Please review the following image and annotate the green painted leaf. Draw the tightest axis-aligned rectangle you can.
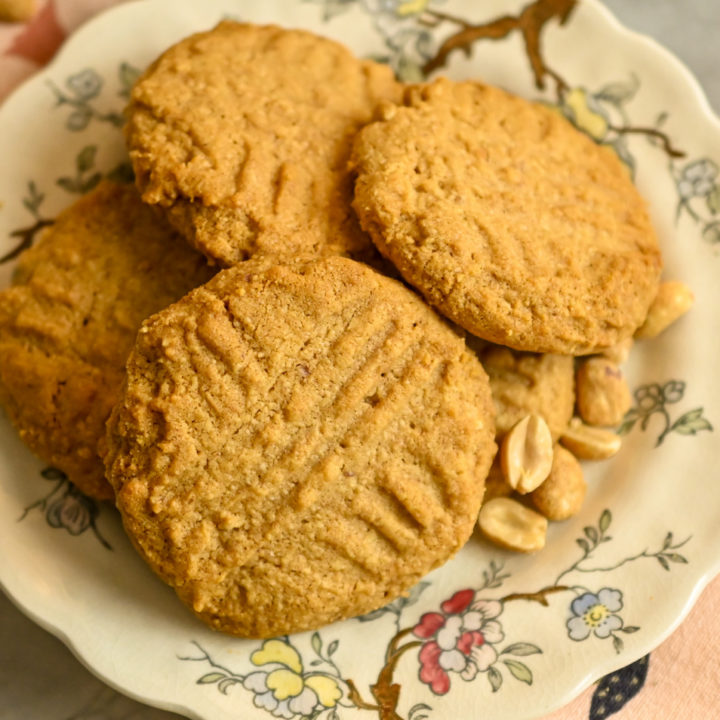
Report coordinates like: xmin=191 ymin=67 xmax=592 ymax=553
xmin=396 ymin=58 xmax=425 ymax=83
xmin=599 ymin=509 xmax=612 ymax=533
xmin=487 ymin=665 xmax=503 ymax=692
xmin=621 ymin=626 xmax=640 ymax=634
xmin=612 ymin=634 xmax=624 ymax=654
xmin=617 ymin=416 xmax=637 ymax=436
xmin=657 ymin=555 xmax=670 ymax=571
xmin=409 ymin=703 xmax=432 ymax=720
xmin=106 ymin=161 xmax=134 ymax=184
xmin=310 ymin=659 xmax=322 ymax=666
xmin=327 ymin=639 xmax=339 ymax=657
xmin=663 ymin=532 xmax=674 ymax=550
xmin=596 ymin=75 xmax=639 ymax=105
xmin=197 ymin=672 xmax=225 ymax=684
xmin=703 ymin=221 xmax=720 ymax=245
xmin=76 ymin=145 xmax=97 ymax=173
xmin=666 ymin=553 xmax=688 ymax=564
xmin=67 ymin=109 xmax=91 ymax=131
xmin=103 ymin=112 xmax=125 ymax=127
xmin=707 ymin=185 xmax=720 ymax=215
xmin=311 ymin=631 xmax=322 ymax=655
xmin=577 ymin=537 xmax=590 ymax=553
xmin=671 ymin=408 xmax=713 ymax=436
xmin=584 ymin=526 xmax=599 ymax=543
xmin=218 ymin=678 xmax=237 ymax=695
xmin=500 ymin=642 xmax=542 ymax=657
xmin=405 ymin=581 xmax=431 ymax=607
xmin=502 ymin=659 xmax=533 ymax=685
xmin=118 ymin=61 xmax=141 ymax=94
xmin=41 ymin=466 xmax=67 ymax=481
xmin=56 ymin=177 xmax=79 ymax=193
xmin=357 ymin=607 xmax=388 ymax=622
xmin=80 ymin=172 xmax=102 ymax=194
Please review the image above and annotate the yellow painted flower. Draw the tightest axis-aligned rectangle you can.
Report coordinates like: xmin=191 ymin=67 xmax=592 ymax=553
xmin=564 ymin=88 xmax=609 ymax=141
xmin=396 ymin=0 xmax=430 ymax=17
xmin=245 ymin=639 xmax=343 ymax=717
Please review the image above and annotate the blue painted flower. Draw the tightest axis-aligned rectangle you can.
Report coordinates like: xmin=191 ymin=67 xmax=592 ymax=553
xmin=567 ymin=589 xmax=623 ymax=641
xmin=677 ymin=159 xmax=718 ymax=200
xmin=67 ymin=69 xmax=102 ymax=100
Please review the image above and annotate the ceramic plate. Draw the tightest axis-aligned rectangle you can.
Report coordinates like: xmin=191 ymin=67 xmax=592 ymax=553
xmin=1 ymin=1 xmax=719 ymax=719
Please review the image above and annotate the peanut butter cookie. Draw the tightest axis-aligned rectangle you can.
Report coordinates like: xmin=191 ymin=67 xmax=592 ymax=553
xmin=351 ymin=78 xmax=662 ymax=354
xmin=0 ymin=182 xmax=214 ymax=499
xmin=126 ymin=22 xmax=401 ymax=266
xmin=103 ymin=255 xmax=496 ymax=637
xmin=478 ymin=345 xmax=575 ymax=441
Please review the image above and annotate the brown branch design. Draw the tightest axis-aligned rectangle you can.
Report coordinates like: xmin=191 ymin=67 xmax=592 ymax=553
xmin=608 ymin=124 xmax=685 ymax=158
xmin=421 ymin=0 xmax=578 ymax=91
xmin=1 ymin=219 xmax=53 ymax=264
xmin=346 ymin=627 xmax=422 ymax=720
xmin=501 ymin=584 xmax=572 ymax=606
xmin=419 ymin=0 xmax=683 ymax=159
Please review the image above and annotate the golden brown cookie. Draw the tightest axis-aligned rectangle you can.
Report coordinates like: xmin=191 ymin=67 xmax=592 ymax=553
xmin=478 ymin=345 xmax=575 ymax=441
xmin=0 ymin=0 xmax=35 ymax=22
xmin=351 ymin=78 xmax=662 ymax=354
xmin=103 ymin=255 xmax=496 ymax=637
xmin=0 ymin=181 xmax=214 ymax=499
xmin=125 ymin=21 xmax=402 ymax=267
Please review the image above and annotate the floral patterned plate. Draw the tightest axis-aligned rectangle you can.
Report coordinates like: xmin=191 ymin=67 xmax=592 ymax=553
xmin=0 ymin=1 xmax=719 ymax=719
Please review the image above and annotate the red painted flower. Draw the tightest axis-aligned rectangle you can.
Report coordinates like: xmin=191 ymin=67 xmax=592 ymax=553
xmin=413 ymin=590 xmax=505 ymax=695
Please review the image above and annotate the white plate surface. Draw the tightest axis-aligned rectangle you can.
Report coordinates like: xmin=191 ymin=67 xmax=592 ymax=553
xmin=0 ymin=1 xmax=719 ymax=719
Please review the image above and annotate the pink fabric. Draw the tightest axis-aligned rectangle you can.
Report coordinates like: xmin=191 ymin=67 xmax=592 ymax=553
xmin=1 ymin=3 xmax=718 ymax=718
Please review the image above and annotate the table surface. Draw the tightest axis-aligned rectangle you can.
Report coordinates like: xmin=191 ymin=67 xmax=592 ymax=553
xmin=1 ymin=2 xmax=718 ymax=719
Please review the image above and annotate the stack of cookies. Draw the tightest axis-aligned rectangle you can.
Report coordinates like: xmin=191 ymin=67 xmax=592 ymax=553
xmin=0 ymin=21 xmax=686 ymax=638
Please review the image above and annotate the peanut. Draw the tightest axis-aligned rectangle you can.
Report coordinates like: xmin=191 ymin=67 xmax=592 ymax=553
xmin=0 ymin=0 xmax=35 ymax=22
xmin=478 ymin=497 xmax=547 ymax=553
xmin=576 ymin=357 xmax=632 ymax=427
xmin=500 ymin=414 xmax=553 ymax=494
xmin=635 ymin=281 xmax=694 ymax=339
xmin=560 ymin=417 xmax=622 ymax=460
xmin=531 ymin=445 xmax=586 ymax=521
xmin=600 ymin=337 xmax=633 ymax=365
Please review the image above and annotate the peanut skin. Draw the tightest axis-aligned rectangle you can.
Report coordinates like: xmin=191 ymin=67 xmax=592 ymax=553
xmin=576 ymin=357 xmax=631 ymax=427
xmin=531 ymin=445 xmax=586 ymax=521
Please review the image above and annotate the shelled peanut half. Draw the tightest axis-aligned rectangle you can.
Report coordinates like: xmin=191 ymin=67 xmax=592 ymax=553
xmin=475 ymin=280 xmax=694 ymax=553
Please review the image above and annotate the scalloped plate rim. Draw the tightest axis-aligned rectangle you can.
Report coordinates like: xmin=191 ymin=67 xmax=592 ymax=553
xmin=0 ymin=1 xmax=719 ymax=719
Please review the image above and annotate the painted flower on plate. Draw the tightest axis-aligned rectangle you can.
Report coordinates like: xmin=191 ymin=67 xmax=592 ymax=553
xmin=677 ymin=158 xmax=718 ymax=200
xmin=66 ymin=68 xmax=102 ymax=100
xmin=244 ymin=639 xmax=342 ymax=718
xmin=562 ymin=87 xmax=609 ymax=141
xmin=46 ymin=485 xmax=96 ymax=535
xmin=567 ymin=588 xmax=624 ymax=641
xmin=413 ymin=588 xmax=505 ymax=695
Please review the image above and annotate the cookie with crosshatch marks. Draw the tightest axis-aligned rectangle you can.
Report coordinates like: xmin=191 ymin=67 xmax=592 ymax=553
xmin=351 ymin=78 xmax=663 ymax=355
xmin=478 ymin=344 xmax=575 ymax=441
xmin=125 ymin=21 xmax=402 ymax=267
xmin=102 ymin=255 xmax=496 ymax=637
xmin=0 ymin=181 xmax=214 ymax=500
